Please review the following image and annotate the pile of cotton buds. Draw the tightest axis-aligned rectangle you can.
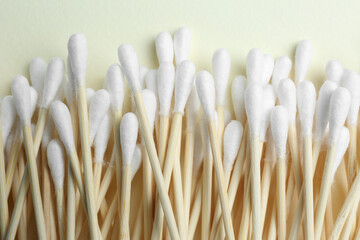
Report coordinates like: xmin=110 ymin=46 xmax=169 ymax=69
xmin=0 ymin=27 xmax=359 ymax=240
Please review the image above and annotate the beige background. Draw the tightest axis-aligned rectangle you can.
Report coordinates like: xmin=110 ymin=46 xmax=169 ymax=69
xmin=1 ymin=0 xmax=360 ymax=99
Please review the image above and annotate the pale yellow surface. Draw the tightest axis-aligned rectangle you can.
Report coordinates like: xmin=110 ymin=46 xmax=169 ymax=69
xmin=1 ymin=0 xmax=360 ymax=100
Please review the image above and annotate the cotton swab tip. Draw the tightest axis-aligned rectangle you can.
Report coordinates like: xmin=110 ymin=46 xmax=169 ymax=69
xmin=120 ymin=112 xmax=139 ymax=165
xmin=47 ymin=139 xmax=65 ymax=190
xmin=41 ymin=57 xmax=65 ymax=108
xmin=328 ymin=87 xmax=351 ymax=144
xmin=106 ymin=64 xmax=125 ymax=111
xmin=262 ymin=54 xmax=274 ymax=84
xmin=271 ymin=105 xmax=289 ymax=158
xmin=12 ymin=75 xmax=31 ymax=125
xmin=50 ymin=101 xmax=75 ymax=153
xmin=271 ymin=56 xmax=292 ymax=91
xmin=212 ymin=48 xmax=231 ymax=107
xmin=142 ymin=89 xmax=157 ymax=132
xmin=297 ymin=80 xmax=316 ymax=136
xmin=326 ymin=60 xmax=343 ymax=85
xmin=131 ymin=144 xmax=142 ymax=180
xmin=295 ymin=39 xmax=313 ymax=84
xmin=157 ymin=62 xmax=175 ymax=116
xmin=67 ymin=33 xmax=87 ymax=87
xmin=341 ymin=70 xmax=360 ymax=125
xmin=246 ymin=48 xmax=264 ymax=84
xmin=223 ymin=120 xmax=243 ymax=171
xmin=94 ymin=112 xmax=112 ymax=163
xmin=332 ymin=126 xmax=349 ymax=178
xmin=118 ymin=44 xmax=141 ymax=92
xmin=259 ymin=84 xmax=276 ymax=142
xmin=231 ymin=75 xmax=247 ymax=124
xmin=185 ymin=86 xmax=200 ymax=132
xmin=174 ymin=27 xmax=191 ymax=65
xmin=145 ymin=69 xmax=158 ymax=95
xmin=174 ymin=60 xmax=196 ymax=114
xmin=245 ymin=83 xmax=263 ymax=135
xmin=89 ymin=89 xmax=111 ymax=144
xmin=29 ymin=57 xmax=47 ymax=99
xmin=196 ymin=70 xmax=216 ymax=119
xmin=278 ymin=78 xmax=297 ymax=124
xmin=155 ymin=31 xmax=174 ymax=64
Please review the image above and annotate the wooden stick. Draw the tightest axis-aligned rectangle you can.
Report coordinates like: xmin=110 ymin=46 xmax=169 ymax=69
xmin=55 ymin=188 xmax=65 ymax=240
xmin=348 ymin=123 xmax=357 ymax=183
xmin=277 ymin=156 xmax=286 ymax=240
xmin=41 ymin=148 xmax=51 ymax=240
xmin=5 ymin=136 xmax=22 ymax=197
xmin=202 ymin=142 xmax=213 ymax=240
xmin=158 ymin=115 xmax=170 ymax=168
xmin=216 ymin=106 xmax=225 ymax=150
xmin=182 ymin=129 xmax=195 ymax=228
xmin=303 ymin=135 xmax=315 ymax=240
xmin=0 ymin=126 xmax=9 ymax=238
xmin=67 ymin=165 xmax=76 ymax=240
xmin=212 ymin=125 xmax=247 ymax=240
xmin=314 ymin=144 xmax=336 ymax=240
xmin=249 ymin=133 xmax=261 ymax=240
xmin=325 ymin=190 xmax=334 ymax=238
xmin=339 ymin=202 xmax=357 ymax=240
xmin=101 ymin=194 xmax=117 ymax=239
xmin=207 ymin=119 xmax=235 ymax=240
xmin=119 ymin=163 xmax=132 ymax=239
xmin=97 ymin=162 xmax=115 ymax=212
xmin=93 ymin=162 xmax=103 ymax=198
xmin=289 ymin=123 xmax=302 ymax=194
xmin=131 ymin=197 xmax=144 ymax=240
xmin=188 ymin=180 xmax=202 ymax=240
xmin=77 ymin=86 xmax=99 ymax=239
xmin=22 ymin=125 xmax=46 ymax=239
xmin=49 ymin=198 xmax=57 ymax=240
xmin=267 ymin=193 xmax=277 ymax=240
xmin=133 ymin=91 xmax=180 ymax=240
xmin=260 ymin=160 xmax=274 ymax=231
xmin=142 ymin=143 xmax=154 ymax=240
xmin=151 ymin=112 xmax=183 ymax=239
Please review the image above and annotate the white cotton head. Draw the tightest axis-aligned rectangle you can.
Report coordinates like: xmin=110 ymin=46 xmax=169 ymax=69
xmin=174 ymin=27 xmax=191 ymax=65
xmin=264 ymin=131 xmax=276 ymax=162
xmin=29 ymin=58 xmax=47 ymax=105
xmin=41 ymin=58 xmax=65 ymax=108
xmin=193 ymin=127 xmax=204 ymax=176
xmin=185 ymin=86 xmax=200 ymax=132
xmin=50 ymin=101 xmax=75 ymax=153
xmin=326 ymin=60 xmax=343 ymax=85
xmin=5 ymin=129 xmax=15 ymax=159
xmin=120 ymin=113 xmax=139 ymax=165
xmin=139 ymin=66 xmax=149 ymax=89
xmin=340 ymin=71 xmax=360 ymax=125
xmin=174 ymin=60 xmax=196 ymax=114
xmin=86 ymin=88 xmax=95 ymax=106
xmin=294 ymin=40 xmax=313 ymax=85
xmin=231 ymin=75 xmax=247 ymax=124
xmin=145 ymin=70 xmax=158 ymax=95
xmin=223 ymin=120 xmax=243 ymax=171
xmin=41 ymin=115 xmax=54 ymax=149
xmin=157 ymin=62 xmax=175 ymax=116
xmin=67 ymin=33 xmax=87 ymax=87
xmin=278 ymin=78 xmax=297 ymax=124
xmin=89 ymin=89 xmax=111 ymax=145
xmin=224 ymin=109 xmax=231 ymax=127
xmin=297 ymin=80 xmax=316 ymax=136
xmin=131 ymin=144 xmax=142 ymax=180
xmin=54 ymin=79 xmax=66 ymax=102
xmin=271 ymin=106 xmax=289 ymax=158
xmin=118 ymin=44 xmax=141 ymax=92
xmin=29 ymin=87 xmax=38 ymax=118
xmin=94 ymin=112 xmax=112 ymax=163
xmin=65 ymin=58 xmax=76 ymax=104
xmin=106 ymin=64 xmax=125 ymax=111
xmin=155 ymin=31 xmax=174 ymax=64
xmin=315 ymin=80 xmax=338 ymax=141
xmin=12 ymin=75 xmax=31 ymax=125
xmin=245 ymin=83 xmax=263 ymax=136
xmin=200 ymin=113 xmax=212 ymax=157
xmin=259 ymin=84 xmax=276 ymax=141
xmin=271 ymin=56 xmax=292 ymax=91
xmin=196 ymin=70 xmax=216 ymax=119
xmin=246 ymin=48 xmax=264 ymax=84
xmin=332 ymin=126 xmax=349 ymax=179
xmin=262 ymin=54 xmax=274 ymax=84
xmin=328 ymin=87 xmax=351 ymax=144
xmin=142 ymin=89 xmax=157 ymax=132
xmin=47 ymin=139 xmax=65 ymax=190
xmin=1 ymin=96 xmax=17 ymax=144
xmin=212 ymin=48 xmax=231 ymax=107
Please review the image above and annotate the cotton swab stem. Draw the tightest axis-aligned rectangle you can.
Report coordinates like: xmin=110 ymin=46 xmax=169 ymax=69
xmin=142 ymin=145 xmax=153 ymax=240
xmin=158 ymin=115 xmax=170 ymax=168
xmin=67 ymin=166 xmax=76 ymax=240
xmin=41 ymin=148 xmax=51 ymax=240
xmin=101 ymin=194 xmax=117 ymax=240
xmin=5 ymin=137 xmax=22 ymax=196
xmin=119 ymin=165 xmax=132 ymax=239
xmin=55 ymin=189 xmax=65 ymax=240
xmin=0 ymin=127 xmax=9 ymax=238
xmin=277 ymin=156 xmax=286 ymax=240
xmin=183 ymin=130 xmax=194 ymax=227
xmin=288 ymin=123 xmax=302 ymax=193
xmin=188 ymin=179 xmax=202 ymax=240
